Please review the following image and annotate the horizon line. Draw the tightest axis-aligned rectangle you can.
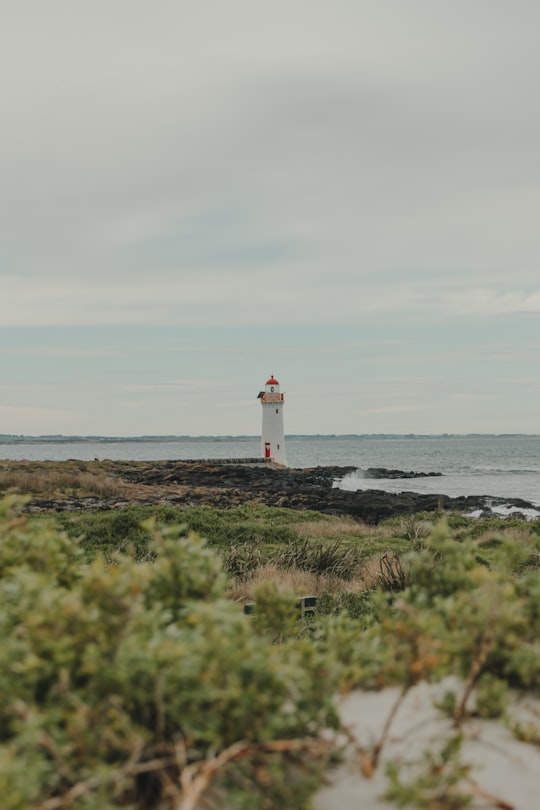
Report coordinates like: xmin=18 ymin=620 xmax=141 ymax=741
xmin=1 ymin=433 xmax=539 ymax=443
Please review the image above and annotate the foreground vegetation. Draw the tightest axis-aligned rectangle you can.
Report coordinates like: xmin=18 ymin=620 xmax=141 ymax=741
xmin=1 ymin=498 xmax=340 ymax=810
xmin=2 ymin=496 xmax=540 ymax=809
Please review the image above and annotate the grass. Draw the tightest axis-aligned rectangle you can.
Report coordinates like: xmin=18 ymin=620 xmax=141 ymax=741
xmin=42 ymin=501 xmax=540 ymax=620
xmin=0 ymin=460 xmax=130 ymax=498
xmin=30 ymin=501 xmax=394 ymax=604
xmin=227 ymin=563 xmax=368 ymax=603
xmin=290 ymin=516 xmax=368 ymax=539
xmin=7 ymin=460 xmax=540 ymax=612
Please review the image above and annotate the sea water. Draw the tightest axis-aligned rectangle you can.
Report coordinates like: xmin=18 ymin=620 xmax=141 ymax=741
xmin=0 ymin=435 xmax=539 ymax=509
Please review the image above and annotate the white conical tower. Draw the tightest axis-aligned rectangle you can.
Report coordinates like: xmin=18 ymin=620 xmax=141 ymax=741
xmin=257 ymin=374 xmax=287 ymax=465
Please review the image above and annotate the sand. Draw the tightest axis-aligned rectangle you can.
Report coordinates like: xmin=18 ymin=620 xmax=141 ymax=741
xmin=314 ymin=678 xmax=540 ymax=810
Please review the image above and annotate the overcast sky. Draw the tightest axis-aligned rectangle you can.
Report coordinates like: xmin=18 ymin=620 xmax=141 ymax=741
xmin=2 ymin=1 xmax=539 ymax=436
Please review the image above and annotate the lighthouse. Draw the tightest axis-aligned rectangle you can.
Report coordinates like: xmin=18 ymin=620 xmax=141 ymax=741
xmin=257 ymin=375 xmax=287 ymax=465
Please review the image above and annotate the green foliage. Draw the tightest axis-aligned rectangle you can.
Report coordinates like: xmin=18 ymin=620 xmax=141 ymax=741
xmin=250 ymin=581 xmax=300 ymax=642
xmin=56 ymin=506 xmax=155 ymax=560
xmin=13 ymin=500 xmax=540 ymax=809
xmin=0 ymin=497 xmax=82 ymax=587
xmin=223 ymin=535 xmax=365 ymax=584
xmin=473 ymin=673 xmax=509 ymax=718
xmin=510 ymin=717 xmax=540 ymax=746
xmin=401 ymin=521 xmax=540 ymax=697
xmin=271 ymin=538 xmax=363 ymax=579
xmin=0 ymin=499 xmax=339 ymax=810
xmin=307 ymin=511 xmax=540 ymax=792
xmin=317 ymin=590 xmax=376 ymax=621
xmin=56 ymin=504 xmax=307 ymax=561
xmin=384 ymin=735 xmax=473 ymax=809
xmin=221 ymin=538 xmax=266 ymax=580
xmin=54 ymin=505 xmax=367 ymax=591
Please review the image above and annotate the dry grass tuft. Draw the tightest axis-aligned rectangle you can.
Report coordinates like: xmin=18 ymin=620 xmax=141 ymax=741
xmin=227 ymin=562 xmax=370 ymax=603
xmin=0 ymin=462 xmax=129 ymax=499
xmin=475 ymin=526 xmax=537 ymax=546
xmin=292 ymin=517 xmax=369 ymax=539
xmin=357 ymin=554 xmax=390 ymax=590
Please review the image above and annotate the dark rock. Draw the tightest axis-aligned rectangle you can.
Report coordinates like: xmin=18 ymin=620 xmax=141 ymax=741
xmin=17 ymin=460 xmax=539 ymax=525
xmin=364 ymin=467 xmax=442 ymax=479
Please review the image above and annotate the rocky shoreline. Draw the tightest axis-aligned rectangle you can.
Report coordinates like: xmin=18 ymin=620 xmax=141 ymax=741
xmin=19 ymin=460 xmax=539 ymax=523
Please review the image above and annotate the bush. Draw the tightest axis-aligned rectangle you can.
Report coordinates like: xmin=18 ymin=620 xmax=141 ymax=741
xmin=0 ymin=498 xmax=339 ymax=810
xmin=317 ymin=590 xmax=376 ymax=621
xmin=322 ymin=519 xmax=540 ymax=699
xmin=56 ymin=505 xmax=299 ymax=562
xmin=56 ymin=506 xmax=156 ymax=560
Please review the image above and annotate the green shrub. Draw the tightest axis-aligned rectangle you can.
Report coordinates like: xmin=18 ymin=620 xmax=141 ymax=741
xmin=384 ymin=734 xmax=472 ymax=809
xmin=55 ymin=504 xmax=299 ymax=562
xmin=56 ymin=506 xmax=155 ymax=560
xmin=0 ymin=498 xmax=339 ymax=810
xmin=321 ymin=519 xmax=540 ymax=701
xmin=317 ymin=590 xmax=376 ymax=621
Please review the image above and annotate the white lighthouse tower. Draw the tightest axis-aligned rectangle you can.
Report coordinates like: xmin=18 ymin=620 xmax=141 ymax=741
xmin=257 ymin=374 xmax=287 ymax=465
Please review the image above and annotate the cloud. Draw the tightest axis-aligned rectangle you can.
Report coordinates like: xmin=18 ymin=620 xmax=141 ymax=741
xmin=360 ymin=404 xmax=435 ymax=415
xmin=446 ymin=289 xmax=540 ymax=316
xmin=0 ymin=345 xmax=125 ymax=358
xmin=451 ymin=392 xmax=496 ymax=403
xmin=118 ymin=379 xmax=213 ymax=393
xmin=0 ymin=405 xmax=85 ymax=431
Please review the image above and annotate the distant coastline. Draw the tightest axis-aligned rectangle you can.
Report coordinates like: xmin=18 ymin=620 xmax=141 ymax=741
xmin=0 ymin=433 xmax=537 ymax=445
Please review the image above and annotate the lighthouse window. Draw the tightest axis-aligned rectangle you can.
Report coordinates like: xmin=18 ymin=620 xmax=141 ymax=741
xmin=276 ymin=408 xmax=279 ymax=414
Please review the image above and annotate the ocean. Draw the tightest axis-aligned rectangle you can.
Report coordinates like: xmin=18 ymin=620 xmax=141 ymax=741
xmin=1 ymin=434 xmax=540 ymax=511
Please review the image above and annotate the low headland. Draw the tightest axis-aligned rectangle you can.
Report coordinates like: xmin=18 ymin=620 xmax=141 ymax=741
xmin=2 ymin=457 xmax=536 ymax=522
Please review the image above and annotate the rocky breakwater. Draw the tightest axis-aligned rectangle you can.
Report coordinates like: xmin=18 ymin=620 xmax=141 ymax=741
xmin=20 ymin=459 xmax=540 ymax=524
